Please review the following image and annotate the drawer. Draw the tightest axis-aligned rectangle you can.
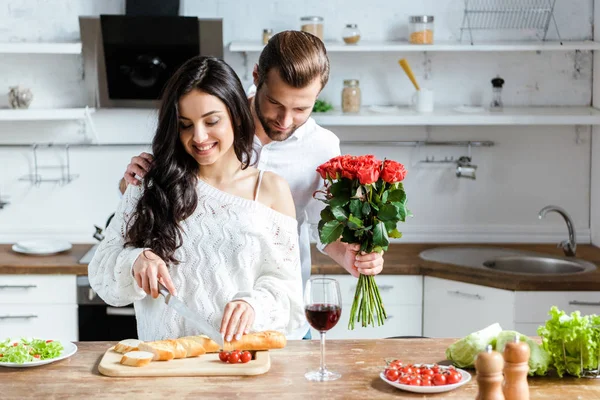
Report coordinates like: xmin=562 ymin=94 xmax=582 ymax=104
xmin=311 ymin=304 xmax=422 ymax=340
xmin=515 ymin=291 xmax=600 ymax=323
xmin=321 ymin=275 xmax=422 ymax=306
xmin=0 ymin=275 xmax=76 ymax=304
xmin=0 ymin=304 xmax=78 ymax=341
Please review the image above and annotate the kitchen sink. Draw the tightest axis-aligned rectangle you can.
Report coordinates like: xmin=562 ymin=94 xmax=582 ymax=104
xmin=419 ymin=247 xmax=597 ymax=275
xmin=482 ymin=256 xmax=596 ymax=275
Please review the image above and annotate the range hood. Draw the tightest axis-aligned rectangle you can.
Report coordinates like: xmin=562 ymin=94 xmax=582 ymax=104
xmin=79 ymin=15 xmax=223 ymax=108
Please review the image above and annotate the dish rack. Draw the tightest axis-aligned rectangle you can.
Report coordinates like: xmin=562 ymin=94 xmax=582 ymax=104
xmin=459 ymin=0 xmax=562 ymax=44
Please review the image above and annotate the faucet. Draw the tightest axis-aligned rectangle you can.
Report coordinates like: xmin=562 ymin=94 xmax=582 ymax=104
xmin=538 ymin=205 xmax=576 ymax=257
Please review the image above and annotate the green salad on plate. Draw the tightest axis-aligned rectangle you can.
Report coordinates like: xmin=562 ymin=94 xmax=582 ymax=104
xmin=0 ymin=338 xmax=64 ymax=364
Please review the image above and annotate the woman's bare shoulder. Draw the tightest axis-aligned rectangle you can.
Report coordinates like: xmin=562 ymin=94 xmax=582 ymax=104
xmin=258 ymin=171 xmax=296 ymax=219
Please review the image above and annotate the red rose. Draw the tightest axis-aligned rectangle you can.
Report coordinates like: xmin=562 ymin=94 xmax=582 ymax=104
xmin=316 ymin=161 xmax=330 ymax=179
xmin=381 ymin=160 xmax=407 ymax=183
xmin=357 ymin=161 xmax=380 ymax=184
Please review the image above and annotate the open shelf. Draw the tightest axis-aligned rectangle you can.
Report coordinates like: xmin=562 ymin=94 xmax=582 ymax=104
xmin=0 ymin=108 xmax=95 ymax=121
xmin=311 ymin=106 xmax=600 ymax=126
xmin=229 ymin=40 xmax=600 ymax=53
xmin=0 ymin=42 xmax=82 ymax=54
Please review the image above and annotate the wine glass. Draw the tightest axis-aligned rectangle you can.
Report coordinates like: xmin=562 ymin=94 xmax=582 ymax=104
xmin=304 ymin=277 xmax=342 ymax=382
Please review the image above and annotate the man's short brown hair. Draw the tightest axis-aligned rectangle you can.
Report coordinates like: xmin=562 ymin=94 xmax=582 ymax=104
xmin=256 ymin=30 xmax=330 ymax=90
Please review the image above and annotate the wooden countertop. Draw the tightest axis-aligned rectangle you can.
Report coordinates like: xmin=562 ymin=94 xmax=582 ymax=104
xmin=1 ymin=339 xmax=598 ymax=399
xmin=2 ymin=243 xmax=600 ymax=290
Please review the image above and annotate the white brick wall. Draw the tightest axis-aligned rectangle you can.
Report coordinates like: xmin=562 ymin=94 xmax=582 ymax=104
xmin=0 ymin=0 xmax=594 ymax=243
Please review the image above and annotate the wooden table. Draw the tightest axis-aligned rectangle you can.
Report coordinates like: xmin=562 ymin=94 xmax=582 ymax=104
xmin=2 ymin=339 xmax=599 ymax=399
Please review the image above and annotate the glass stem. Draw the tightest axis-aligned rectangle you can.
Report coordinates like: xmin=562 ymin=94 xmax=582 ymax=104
xmin=319 ymin=331 xmax=326 ymax=373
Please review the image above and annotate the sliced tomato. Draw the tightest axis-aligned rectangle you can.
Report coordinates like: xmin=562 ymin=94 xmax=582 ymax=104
xmin=45 ymin=340 xmax=53 ymax=343
xmin=33 ymin=354 xmax=40 ymax=359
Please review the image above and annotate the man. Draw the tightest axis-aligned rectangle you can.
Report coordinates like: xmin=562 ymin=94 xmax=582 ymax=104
xmin=120 ymin=31 xmax=384 ymax=337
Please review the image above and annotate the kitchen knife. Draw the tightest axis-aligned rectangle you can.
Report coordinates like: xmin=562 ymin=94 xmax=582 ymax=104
xmin=158 ymin=283 xmax=224 ymax=349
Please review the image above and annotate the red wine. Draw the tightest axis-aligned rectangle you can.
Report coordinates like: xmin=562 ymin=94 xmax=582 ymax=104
xmin=305 ymin=304 xmax=342 ymax=332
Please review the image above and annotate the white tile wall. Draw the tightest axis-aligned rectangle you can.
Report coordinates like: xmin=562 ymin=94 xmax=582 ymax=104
xmin=0 ymin=0 xmax=595 ymax=243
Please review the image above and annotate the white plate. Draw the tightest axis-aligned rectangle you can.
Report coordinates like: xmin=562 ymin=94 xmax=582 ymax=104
xmin=12 ymin=239 xmax=72 ymax=255
xmin=380 ymin=365 xmax=471 ymax=394
xmin=0 ymin=340 xmax=77 ymax=368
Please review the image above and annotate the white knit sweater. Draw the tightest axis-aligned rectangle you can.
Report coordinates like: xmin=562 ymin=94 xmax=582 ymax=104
xmin=87 ymin=179 xmax=305 ymax=341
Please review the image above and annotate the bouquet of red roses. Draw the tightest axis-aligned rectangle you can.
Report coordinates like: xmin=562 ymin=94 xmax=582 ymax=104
xmin=314 ymin=155 xmax=409 ymax=329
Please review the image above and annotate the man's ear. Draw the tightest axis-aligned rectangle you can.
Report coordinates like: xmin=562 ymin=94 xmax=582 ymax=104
xmin=252 ymin=64 xmax=259 ymax=87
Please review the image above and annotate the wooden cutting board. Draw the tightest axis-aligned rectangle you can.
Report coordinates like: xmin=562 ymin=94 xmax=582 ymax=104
xmin=98 ymin=346 xmax=271 ymax=377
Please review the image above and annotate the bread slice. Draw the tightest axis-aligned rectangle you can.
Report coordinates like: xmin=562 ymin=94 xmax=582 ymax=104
xmin=184 ymin=330 xmax=286 ymax=352
xmin=120 ymin=351 xmax=154 ymax=367
xmin=113 ymin=339 xmax=142 ymax=354
xmin=175 ymin=338 xmax=206 ymax=358
xmin=164 ymin=339 xmax=187 ymax=359
xmin=138 ymin=341 xmax=175 ymax=361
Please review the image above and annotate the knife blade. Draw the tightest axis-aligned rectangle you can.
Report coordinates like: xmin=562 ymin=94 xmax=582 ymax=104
xmin=158 ymin=283 xmax=224 ymax=349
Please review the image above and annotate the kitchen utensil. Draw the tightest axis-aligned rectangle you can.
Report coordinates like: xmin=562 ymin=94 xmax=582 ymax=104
xmin=380 ymin=364 xmax=471 ymax=393
xmin=0 ymin=340 xmax=77 ymax=368
xmin=411 ymin=89 xmax=434 ymax=113
xmin=158 ymin=283 xmax=224 ymax=349
xmin=98 ymin=346 xmax=270 ymax=377
xmin=398 ymin=59 xmax=420 ymax=91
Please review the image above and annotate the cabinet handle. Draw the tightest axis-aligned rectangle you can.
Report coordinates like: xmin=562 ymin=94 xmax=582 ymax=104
xmin=106 ymin=307 xmax=135 ymax=316
xmin=0 ymin=314 xmax=38 ymax=319
xmin=447 ymin=290 xmax=483 ymax=300
xmin=0 ymin=285 xmax=37 ymax=289
xmin=350 ymin=284 xmax=395 ymax=292
xmin=569 ymin=301 xmax=600 ymax=307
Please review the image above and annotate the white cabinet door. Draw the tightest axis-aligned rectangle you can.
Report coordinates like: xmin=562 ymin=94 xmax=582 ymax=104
xmin=423 ymin=277 xmax=515 ymax=338
xmin=310 ymin=275 xmax=423 ymax=339
xmin=515 ymin=291 xmax=600 ymax=324
xmin=0 ymin=304 xmax=78 ymax=341
xmin=0 ymin=275 xmax=76 ymax=304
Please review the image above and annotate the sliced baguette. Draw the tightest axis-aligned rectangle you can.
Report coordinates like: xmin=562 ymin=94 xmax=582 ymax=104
xmin=175 ymin=338 xmax=206 ymax=357
xmin=164 ymin=339 xmax=187 ymax=359
xmin=138 ymin=341 xmax=175 ymax=361
xmin=120 ymin=351 xmax=154 ymax=367
xmin=113 ymin=339 xmax=142 ymax=354
xmin=186 ymin=330 xmax=286 ymax=352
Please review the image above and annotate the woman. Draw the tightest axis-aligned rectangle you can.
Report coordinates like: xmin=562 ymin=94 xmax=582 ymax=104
xmin=88 ymin=56 xmax=304 ymax=343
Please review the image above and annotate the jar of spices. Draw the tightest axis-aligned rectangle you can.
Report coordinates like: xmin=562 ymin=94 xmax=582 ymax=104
xmin=341 ymin=79 xmax=361 ymax=113
xmin=342 ymin=24 xmax=361 ymax=44
xmin=409 ymin=15 xmax=434 ymax=44
xmin=262 ymin=29 xmax=273 ymax=45
xmin=300 ymin=16 xmax=324 ymax=41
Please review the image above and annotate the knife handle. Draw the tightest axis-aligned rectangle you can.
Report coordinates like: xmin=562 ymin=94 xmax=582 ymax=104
xmin=158 ymin=282 xmax=171 ymax=298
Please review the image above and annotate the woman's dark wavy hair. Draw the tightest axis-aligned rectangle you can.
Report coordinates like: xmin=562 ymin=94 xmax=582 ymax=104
xmin=125 ymin=56 xmax=255 ymax=265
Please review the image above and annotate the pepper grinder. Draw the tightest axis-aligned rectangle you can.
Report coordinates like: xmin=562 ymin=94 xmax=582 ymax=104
xmin=490 ymin=76 xmax=505 ymax=111
xmin=503 ymin=335 xmax=530 ymax=400
xmin=475 ymin=344 xmax=505 ymax=400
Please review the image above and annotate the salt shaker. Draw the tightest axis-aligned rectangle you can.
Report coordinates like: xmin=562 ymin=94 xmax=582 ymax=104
xmin=475 ymin=344 xmax=505 ymax=400
xmin=490 ymin=76 xmax=505 ymax=111
xmin=503 ymin=335 xmax=530 ymax=400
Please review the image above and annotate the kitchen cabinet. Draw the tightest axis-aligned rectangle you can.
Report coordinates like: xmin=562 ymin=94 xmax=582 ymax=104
xmin=423 ymin=276 xmax=515 ymax=338
xmin=310 ymin=275 xmax=423 ymax=339
xmin=0 ymin=275 xmax=78 ymax=341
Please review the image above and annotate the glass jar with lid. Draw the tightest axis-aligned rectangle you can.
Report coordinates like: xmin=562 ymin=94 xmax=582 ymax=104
xmin=262 ymin=29 xmax=273 ymax=45
xmin=342 ymin=24 xmax=361 ymax=44
xmin=300 ymin=16 xmax=324 ymax=41
xmin=409 ymin=15 xmax=434 ymax=44
xmin=341 ymin=79 xmax=361 ymax=113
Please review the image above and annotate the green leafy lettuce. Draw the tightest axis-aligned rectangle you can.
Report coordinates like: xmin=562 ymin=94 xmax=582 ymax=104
xmin=537 ymin=306 xmax=600 ymax=377
xmin=495 ymin=330 xmax=551 ymax=376
xmin=446 ymin=323 xmax=502 ymax=368
xmin=0 ymin=338 xmax=64 ymax=364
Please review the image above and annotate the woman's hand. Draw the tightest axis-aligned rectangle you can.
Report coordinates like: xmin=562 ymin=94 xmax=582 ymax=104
xmin=132 ymin=250 xmax=177 ymax=298
xmin=220 ymin=301 xmax=255 ymax=342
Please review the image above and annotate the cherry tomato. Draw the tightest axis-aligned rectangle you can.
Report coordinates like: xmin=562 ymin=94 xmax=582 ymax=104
xmin=433 ymin=373 xmax=447 ymax=386
xmin=421 ymin=368 xmax=434 ymax=377
xmin=33 ymin=354 xmax=40 ymax=359
xmin=431 ymin=364 xmax=440 ymax=374
xmin=384 ymin=368 xmax=399 ymax=381
xmin=388 ymin=359 xmax=402 ymax=369
xmin=408 ymin=376 xmax=422 ymax=386
xmin=413 ymin=367 xmax=422 ymax=374
xmin=227 ymin=352 xmax=240 ymax=363
xmin=400 ymin=366 xmax=414 ymax=375
xmin=399 ymin=374 xmax=412 ymax=385
xmin=420 ymin=379 xmax=432 ymax=386
xmin=218 ymin=351 xmax=229 ymax=362
xmin=240 ymin=351 xmax=252 ymax=364
xmin=446 ymin=371 xmax=461 ymax=384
